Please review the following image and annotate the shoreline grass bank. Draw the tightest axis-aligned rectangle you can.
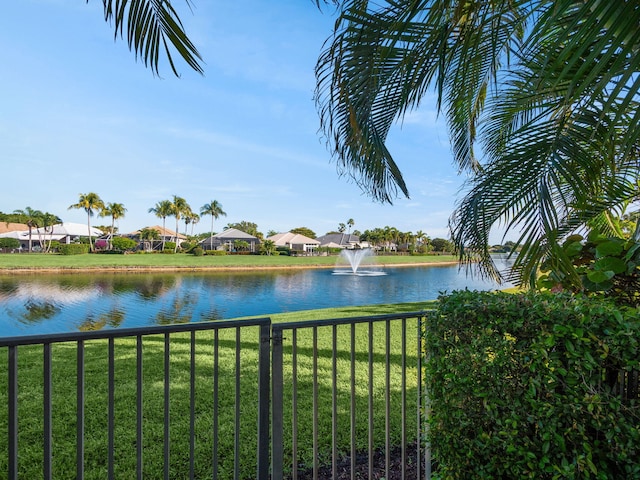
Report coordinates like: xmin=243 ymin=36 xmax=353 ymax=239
xmin=0 ymin=252 xmax=458 ymax=273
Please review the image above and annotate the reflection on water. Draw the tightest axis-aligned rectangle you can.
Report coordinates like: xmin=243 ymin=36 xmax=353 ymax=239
xmin=0 ymin=261 xmax=512 ymax=336
xmin=20 ymin=300 xmax=61 ymax=324
xmin=79 ymin=307 xmax=126 ymax=331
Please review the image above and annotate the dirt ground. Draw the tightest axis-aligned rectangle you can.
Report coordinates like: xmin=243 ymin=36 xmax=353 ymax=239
xmin=292 ymin=443 xmax=424 ymax=480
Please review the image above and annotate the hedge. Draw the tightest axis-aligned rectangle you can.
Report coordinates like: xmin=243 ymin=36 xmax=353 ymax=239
xmin=205 ymin=250 xmax=226 ymax=256
xmin=57 ymin=244 xmax=90 ymax=255
xmin=425 ymin=290 xmax=639 ymax=479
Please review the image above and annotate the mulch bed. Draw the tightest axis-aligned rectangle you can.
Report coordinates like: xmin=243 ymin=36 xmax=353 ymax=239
xmin=291 ymin=442 xmax=425 ymax=479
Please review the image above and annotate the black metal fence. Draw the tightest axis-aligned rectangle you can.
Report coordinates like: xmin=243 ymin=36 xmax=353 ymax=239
xmin=1 ymin=312 xmax=430 ymax=479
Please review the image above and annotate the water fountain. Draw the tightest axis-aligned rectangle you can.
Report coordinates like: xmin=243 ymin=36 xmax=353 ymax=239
xmin=332 ymin=248 xmax=387 ymax=276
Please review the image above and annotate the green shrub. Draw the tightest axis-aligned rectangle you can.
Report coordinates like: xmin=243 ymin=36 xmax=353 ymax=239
xmin=538 ymin=228 xmax=640 ymax=307
xmin=180 ymin=241 xmax=192 ymax=251
xmin=0 ymin=238 xmax=20 ymax=249
xmin=111 ymin=237 xmax=138 ymax=252
xmin=164 ymin=242 xmax=176 ymax=251
xmin=58 ymin=244 xmax=90 ymax=255
xmin=206 ymin=249 xmax=226 ymax=256
xmin=191 ymin=246 xmax=204 ymax=256
xmin=425 ymin=290 xmax=640 ymax=479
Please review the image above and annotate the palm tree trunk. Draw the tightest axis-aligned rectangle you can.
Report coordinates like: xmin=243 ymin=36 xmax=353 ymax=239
xmin=210 ymin=216 xmax=214 ymax=249
xmin=110 ymin=217 xmax=115 ymax=250
xmin=87 ymin=213 xmax=94 ymax=252
xmin=161 ymin=217 xmax=167 ymax=251
xmin=175 ymin=218 xmax=180 ymax=252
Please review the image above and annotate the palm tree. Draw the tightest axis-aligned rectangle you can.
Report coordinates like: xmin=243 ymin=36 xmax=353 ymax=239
xmin=315 ymin=0 xmax=640 ymax=286
xmin=260 ymin=239 xmax=277 ymax=256
xmin=68 ymin=193 xmax=104 ymax=252
xmin=182 ymin=208 xmax=196 ymax=236
xmin=139 ymin=227 xmax=160 ymax=252
xmin=13 ymin=207 xmax=43 ymax=253
xmin=100 ymin=202 xmax=127 ymax=250
xmin=38 ymin=212 xmax=62 ymax=253
xmin=347 ymin=218 xmax=354 ymax=236
xmin=148 ymin=200 xmax=173 ymax=251
xmin=200 ymin=200 xmax=227 ymax=247
xmin=188 ymin=212 xmax=200 ymax=236
xmin=170 ymin=195 xmax=190 ymax=252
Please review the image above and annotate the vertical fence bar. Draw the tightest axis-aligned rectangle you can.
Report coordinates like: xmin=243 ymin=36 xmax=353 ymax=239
xmin=212 ymin=330 xmax=219 ymax=480
xmin=164 ymin=333 xmax=170 ymax=480
xmin=350 ymin=323 xmax=356 ymax=479
xmin=331 ymin=325 xmax=338 ymax=479
xmin=368 ymin=321 xmax=374 ymax=479
xmin=416 ymin=316 xmax=423 ymax=480
xmin=271 ymin=327 xmax=284 ymax=480
xmin=77 ymin=340 xmax=85 ymax=480
xmin=257 ymin=323 xmax=271 ymax=480
xmin=234 ymin=327 xmax=241 ymax=480
xmin=312 ymin=326 xmax=319 ymax=479
xmin=401 ymin=318 xmax=407 ymax=480
xmin=8 ymin=345 xmax=18 ymax=480
xmin=424 ymin=315 xmax=432 ymax=480
xmin=292 ymin=329 xmax=299 ymax=480
xmin=136 ymin=335 xmax=143 ymax=480
xmin=108 ymin=338 xmax=115 ymax=480
xmin=385 ymin=320 xmax=391 ymax=480
xmin=43 ymin=344 xmax=52 ymax=480
xmin=189 ymin=331 xmax=196 ymax=479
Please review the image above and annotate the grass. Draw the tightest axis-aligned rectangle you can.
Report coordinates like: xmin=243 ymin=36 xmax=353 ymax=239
xmin=0 ymin=301 xmax=434 ymax=479
xmin=0 ymin=252 xmax=457 ymax=271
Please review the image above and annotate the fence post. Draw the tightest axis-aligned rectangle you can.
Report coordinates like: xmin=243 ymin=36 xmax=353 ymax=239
xmin=257 ymin=322 xmax=272 ymax=480
xmin=271 ymin=327 xmax=284 ymax=480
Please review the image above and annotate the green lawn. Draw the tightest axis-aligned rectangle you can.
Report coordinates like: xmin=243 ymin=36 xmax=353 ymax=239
xmin=0 ymin=302 xmax=432 ymax=479
xmin=0 ymin=252 xmax=457 ymax=270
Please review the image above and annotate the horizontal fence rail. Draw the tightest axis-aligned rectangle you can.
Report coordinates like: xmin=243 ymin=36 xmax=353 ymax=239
xmin=0 ymin=319 xmax=271 ymax=480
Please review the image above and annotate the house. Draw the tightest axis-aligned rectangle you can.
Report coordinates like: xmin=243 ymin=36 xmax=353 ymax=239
xmin=200 ymin=228 xmax=260 ymax=252
xmin=316 ymin=233 xmax=366 ymax=249
xmin=267 ymin=232 xmax=320 ymax=254
xmin=125 ymin=226 xmax=187 ymax=250
xmin=0 ymin=222 xmax=103 ymax=250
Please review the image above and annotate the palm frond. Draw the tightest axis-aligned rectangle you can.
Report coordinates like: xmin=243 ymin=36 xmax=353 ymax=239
xmin=99 ymin=0 xmax=203 ymax=76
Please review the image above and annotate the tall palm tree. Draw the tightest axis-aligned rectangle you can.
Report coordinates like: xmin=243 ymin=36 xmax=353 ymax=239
xmin=347 ymin=218 xmax=354 ymax=236
xmin=68 ymin=193 xmax=104 ymax=252
xmin=100 ymin=203 xmax=127 ymax=250
xmin=315 ymin=0 xmax=640 ymax=286
xmin=188 ymin=212 xmax=200 ymax=236
xmin=13 ymin=207 xmax=43 ymax=253
xmin=170 ymin=195 xmax=190 ymax=252
xmin=200 ymin=200 xmax=227 ymax=247
xmin=148 ymin=200 xmax=173 ymax=251
xmin=182 ymin=207 xmax=196 ymax=236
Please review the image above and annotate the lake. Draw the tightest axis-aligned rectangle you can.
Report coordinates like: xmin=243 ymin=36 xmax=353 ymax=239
xmin=0 ymin=261 xmax=512 ymax=337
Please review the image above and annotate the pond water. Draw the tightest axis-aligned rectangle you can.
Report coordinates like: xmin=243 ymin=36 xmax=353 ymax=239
xmin=0 ymin=260 xmax=512 ymax=337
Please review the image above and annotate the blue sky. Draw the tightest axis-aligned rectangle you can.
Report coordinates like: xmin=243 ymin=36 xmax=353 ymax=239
xmin=0 ymin=0 xmax=479 ymax=241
